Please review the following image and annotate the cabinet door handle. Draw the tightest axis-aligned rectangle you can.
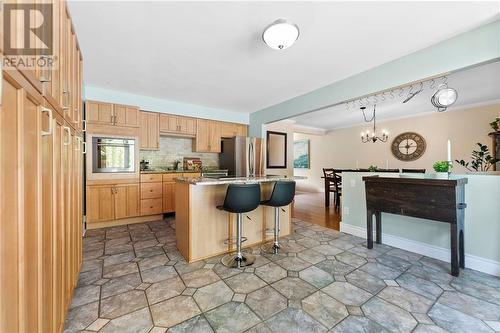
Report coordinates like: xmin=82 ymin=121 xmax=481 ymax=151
xmin=82 ymin=141 xmax=87 ymax=154
xmin=62 ymin=90 xmax=71 ymax=111
xmin=39 ymin=55 xmax=52 ymax=83
xmin=40 ymin=107 xmax=53 ymax=136
xmin=74 ymin=136 xmax=81 ymax=151
xmin=73 ymin=108 xmax=79 ymax=124
xmin=63 ymin=126 xmax=71 ymax=145
xmin=82 ymin=119 xmax=87 ymax=132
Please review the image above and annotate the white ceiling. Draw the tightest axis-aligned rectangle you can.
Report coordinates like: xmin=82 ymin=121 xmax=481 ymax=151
xmin=68 ymin=1 xmax=500 ymax=114
xmin=290 ymin=61 xmax=500 ymax=131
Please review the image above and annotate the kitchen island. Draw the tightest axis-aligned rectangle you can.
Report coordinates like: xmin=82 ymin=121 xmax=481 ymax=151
xmin=175 ymin=175 xmax=304 ymax=262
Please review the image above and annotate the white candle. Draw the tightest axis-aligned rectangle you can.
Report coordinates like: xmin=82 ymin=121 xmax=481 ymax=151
xmin=447 ymin=140 xmax=451 ymax=161
xmin=356 ymin=160 xmax=359 ymax=169
xmin=386 ymin=160 xmax=389 ymax=169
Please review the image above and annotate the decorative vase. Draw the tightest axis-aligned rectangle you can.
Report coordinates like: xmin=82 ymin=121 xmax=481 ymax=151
xmin=434 ymin=172 xmax=449 ymax=179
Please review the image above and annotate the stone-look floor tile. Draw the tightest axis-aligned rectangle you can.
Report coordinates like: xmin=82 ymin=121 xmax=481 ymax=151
xmin=182 ymin=287 xmax=197 ymax=296
xmin=413 ymin=324 xmax=449 ymax=333
xmin=233 ymin=293 xmax=246 ymax=302
xmin=378 ymin=286 xmax=434 ymax=313
xmin=167 ymin=315 xmax=214 ymax=333
xmin=150 ymin=296 xmax=201 ymax=328
xmin=245 ymin=286 xmax=287 ymax=320
xmin=407 ymin=263 xmax=454 ymax=285
xmin=312 ymin=244 xmax=343 ymax=256
xmin=135 ymin=282 xmax=151 ymax=290
xmin=146 ymin=276 xmax=185 ymax=304
xmin=149 ymin=327 xmax=167 ymax=333
xmin=275 ymin=256 xmax=311 ymax=271
xmin=451 ymin=277 xmax=500 ymax=306
xmin=321 ymin=281 xmax=372 ymax=306
xmin=437 ymin=291 xmax=500 ymax=321
xmin=174 ymin=261 xmax=206 ymax=275
xmin=362 ymin=297 xmax=418 ymax=333
xmin=254 ymin=262 xmax=287 ymax=284
xmin=315 ymin=259 xmax=355 ymax=276
xmin=64 ymin=301 xmax=99 ymax=332
xmin=100 ymin=307 xmax=153 ymax=333
xmin=136 ymin=246 xmax=164 ymax=258
xmin=346 ymin=269 xmax=386 ymax=294
xmin=265 ymin=307 xmax=327 ymax=333
xmin=142 ymin=265 xmax=179 ymax=284
xmin=299 ymin=266 xmax=335 ymax=289
xmin=251 ymin=254 xmax=271 ymax=268
xmin=204 ymin=263 xmax=215 ymax=269
xmin=138 ymin=254 xmax=169 ymax=271
xmin=328 ymin=238 xmax=355 ymax=251
xmin=105 ymin=236 xmax=131 ymax=247
xmin=386 ymin=248 xmax=423 ymax=262
xmin=176 ymin=267 xmax=219 ymax=288
xmin=330 ymin=315 xmax=389 ymax=333
xmin=105 ymin=243 xmax=134 ymax=255
xmin=271 ymin=277 xmax=317 ymax=301
xmin=419 ymin=256 xmax=452 ymax=273
xmin=335 ymin=251 xmax=367 ymax=268
xmin=296 ymin=237 xmax=321 ymax=249
xmin=428 ymin=303 xmax=493 ymax=333
xmin=245 ymin=322 xmax=272 ymax=333
xmin=101 ymin=272 xmax=142 ymax=299
xmin=288 ymin=271 xmax=299 ymax=277
xmin=225 ymin=272 xmax=267 ymax=294
xmin=93 ymin=278 xmax=110 ymax=286
xmin=85 ymin=318 xmax=109 ymax=331
xmin=283 ymin=242 xmax=307 ymax=253
xmin=81 ymin=259 xmax=102 ymax=273
xmin=346 ymin=305 xmax=364 ymax=316
xmin=103 ymin=251 xmax=135 ymax=267
xmin=84 ymin=248 xmax=104 ymax=260
xmin=461 ymin=268 xmax=500 ymax=290
xmin=302 ymin=291 xmax=348 ymax=329
xmin=213 ymin=263 xmax=243 ymax=279
xmin=77 ymin=267 xmax=103 ymax=287
xmin=396 ymin=273 xmax=443 ymax=300
xmin=100 ymin=290 xmax=148 ymax=319
xmin=69 ymin=285 xmax=101 ymax=309
xmin=413 ymin=313 xmax=435 ymax=325
xmin=384 ymin=279 xmax=399 ymax=286
xmin=348 ymin=246 xmax=386 ymax=259
xmin=359 ymin=262 xmax=404 ymax=280
xmin=485 ymin=321 xmax=500 ymax=331
xmin=334 ymin=274 xmax=346 ymax=282
xmin=103 ymin=262 xmax=139 ymax=279
xmin=244 ymin=267 xmax=255 ymax=273
xmin=193 ymin=280 xmax=234 ymax=312
xmin=205 ymin=302 xmax=260 ymax=333
xmin=133 ymin=238 xmax=158 ymax=250
xmin=376 ymin=254 xmax=412 ymax=271
xmin=297 ymin=249 xmax=326 ymax=265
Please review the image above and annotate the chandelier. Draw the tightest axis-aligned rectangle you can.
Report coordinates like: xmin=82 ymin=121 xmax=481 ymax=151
xmin=360 ymin=105 xmax=389 ymax=143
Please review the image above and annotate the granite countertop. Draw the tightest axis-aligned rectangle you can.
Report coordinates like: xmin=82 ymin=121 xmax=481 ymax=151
xmin=140 ymin=169 xmax=201 ymax=174
xmin=175 ymin=175 xmax=306 ymax=185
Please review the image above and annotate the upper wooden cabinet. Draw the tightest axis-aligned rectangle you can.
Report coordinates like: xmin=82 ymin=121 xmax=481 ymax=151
xmin=221 ymin=122 xmax=247 ymax=138
xmin=140 ymin=111 xmax=160 ymax=150
xmin=194 ymin=119 xmax=222 ymax=153
xmin=159 ymin=114 xmax=196 ymax=136
xmin=86 ymin=101 xmax=139 ymax=128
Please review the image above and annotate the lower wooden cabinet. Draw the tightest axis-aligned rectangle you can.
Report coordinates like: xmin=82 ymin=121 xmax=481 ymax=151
xmin=163 ymin=182 xmax=175 ymax=212
xmin=86 ymin=183 xmax=140 ymax=223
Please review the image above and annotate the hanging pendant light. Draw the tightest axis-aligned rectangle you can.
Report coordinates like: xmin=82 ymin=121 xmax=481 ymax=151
xmin=262 ymin=18 xmax=299 ymax=50
xmin=360 ymin=105 xmax=389 ymax=143
xmin=431 ymin=83 xmax=458 ymax=112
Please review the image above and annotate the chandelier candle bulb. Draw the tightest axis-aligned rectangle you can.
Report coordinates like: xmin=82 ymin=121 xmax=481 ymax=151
xmin=447 ymin=139 xmax=452 ymax=162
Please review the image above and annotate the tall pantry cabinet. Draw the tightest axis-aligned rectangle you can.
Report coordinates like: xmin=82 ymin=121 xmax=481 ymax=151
xmin=0 ymin=1 xmax=84 ymax=332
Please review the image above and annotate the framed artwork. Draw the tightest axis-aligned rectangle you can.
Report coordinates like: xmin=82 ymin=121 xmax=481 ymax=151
xmin=266 ymin=131 xmax=287 ymax=169
xmin=294 ymin=139 xmax=310 ymax=169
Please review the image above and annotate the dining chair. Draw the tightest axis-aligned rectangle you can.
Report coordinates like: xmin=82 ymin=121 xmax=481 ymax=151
xmin=331 ymin=170 xmax=342 ymax=210
xmin=322 ymin=168 xmax=336 ymax=207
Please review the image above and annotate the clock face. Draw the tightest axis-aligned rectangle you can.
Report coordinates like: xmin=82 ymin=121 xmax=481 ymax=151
xmin=391 ymin=132 xmax=426 ymax=161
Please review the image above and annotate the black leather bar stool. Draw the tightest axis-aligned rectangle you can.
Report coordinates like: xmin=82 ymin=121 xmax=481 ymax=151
xmin=261 ymin=181 xmax=296 ymax=254
xmin=217 ymin=183 xmax=261 ymax=268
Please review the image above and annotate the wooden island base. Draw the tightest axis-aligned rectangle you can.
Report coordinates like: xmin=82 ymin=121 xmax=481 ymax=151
xmin=175 ymin=181 xmax=292 ymax=263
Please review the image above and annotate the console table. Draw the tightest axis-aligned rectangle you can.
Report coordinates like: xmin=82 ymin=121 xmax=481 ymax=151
xmin=362 ymin=176 xmax=468 ymax=276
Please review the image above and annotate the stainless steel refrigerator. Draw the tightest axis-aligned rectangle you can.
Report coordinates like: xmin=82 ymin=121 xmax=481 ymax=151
xmin=219 ymin=136 xmax=263 ymax=177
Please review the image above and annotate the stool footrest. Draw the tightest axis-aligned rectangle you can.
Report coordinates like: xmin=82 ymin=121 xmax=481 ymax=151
xmin=224 ymin=236 xmax=248 ymax=245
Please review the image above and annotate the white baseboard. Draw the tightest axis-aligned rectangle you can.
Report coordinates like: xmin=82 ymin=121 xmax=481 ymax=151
xmin=340 ymin=223 xmax=500 ymax=277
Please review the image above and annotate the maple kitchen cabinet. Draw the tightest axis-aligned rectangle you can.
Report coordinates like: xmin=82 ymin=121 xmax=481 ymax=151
xmin=140 ymin=111 xmax=160 ymax=150
xmin=86 ymin=100 xmax=140 ymax=128
xmin=86 ymin=183 xmax=140 ymax=223
xmin=221 ymin=122 xmax=247 ymax=138
xmin=159 ymin=114 xmax=197 ymax=136
xmin=194 ymin=119 xmax=222 ymax=153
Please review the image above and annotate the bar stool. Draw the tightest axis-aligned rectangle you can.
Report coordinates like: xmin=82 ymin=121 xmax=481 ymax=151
xmin=261 ymin=181 xmax=296 ymax=254
xmin=217 ymin=183 xmax=261 ymax=268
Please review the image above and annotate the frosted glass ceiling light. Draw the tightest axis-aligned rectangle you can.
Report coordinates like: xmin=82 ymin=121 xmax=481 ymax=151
xmin=262 ymin=19 xmax=299 ymax=50
xmin=431 ymin=83 xmax=458 ymax=112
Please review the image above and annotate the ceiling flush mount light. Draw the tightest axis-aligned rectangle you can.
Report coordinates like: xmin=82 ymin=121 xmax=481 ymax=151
xmin=262 ymin=18 xmax=299 ymax=50
xmin=431 ymin=83 xmax=458 ymax=112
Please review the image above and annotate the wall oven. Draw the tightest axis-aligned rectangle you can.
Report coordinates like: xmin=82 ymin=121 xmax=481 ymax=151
xmin=92 ymin=137 xmax=136 ymax=173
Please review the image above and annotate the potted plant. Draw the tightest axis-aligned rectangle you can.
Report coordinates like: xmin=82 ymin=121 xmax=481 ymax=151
xmin=455 ymin=143 xmax=499 ymax=172
xmin=433 ymin=161 xmax=450 ymax=179
xmin=368 ymin=165 xmax=379 ymax=172
xmin=490 ymin=118 xmax=500 ymax=132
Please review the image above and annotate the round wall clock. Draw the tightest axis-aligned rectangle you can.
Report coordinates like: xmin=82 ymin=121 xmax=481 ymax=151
xmin=391 ymin=132 xmax=426 ymax=161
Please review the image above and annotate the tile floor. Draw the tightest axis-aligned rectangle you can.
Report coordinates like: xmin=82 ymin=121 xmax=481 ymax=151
xmin=65 ymin=218 xmax=500 ymax=333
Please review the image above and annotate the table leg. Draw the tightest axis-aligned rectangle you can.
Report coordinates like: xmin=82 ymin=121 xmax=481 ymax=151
xmin=459 ymin=228 xmax=465 ymax=269
xmin=375 ymin=211 xmax=382 ymax=244
xmin=324 ymin=180 xmax=330 ymax=207
xmin=367 ymin=209 xmax=373 ymax=249
xmin=450 ymin=223 xmax=459 ymax=277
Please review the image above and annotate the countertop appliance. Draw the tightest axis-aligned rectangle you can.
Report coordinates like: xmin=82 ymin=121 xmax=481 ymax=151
xmin=92 ymin=137 xmax=135 ymax=173
xmin=219 ymin=136 xmax=263 ymax=177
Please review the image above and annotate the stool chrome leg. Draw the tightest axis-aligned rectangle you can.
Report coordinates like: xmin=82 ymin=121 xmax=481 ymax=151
xmin=272 ymin=207 xmax=281 ymax=254
xmin=222 ymin=213 xmax=255 ymax=268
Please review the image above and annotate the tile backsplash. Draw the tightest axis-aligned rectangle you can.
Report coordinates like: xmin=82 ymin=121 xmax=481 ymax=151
xmin=140 ymin=136 xmax=219 ymax=169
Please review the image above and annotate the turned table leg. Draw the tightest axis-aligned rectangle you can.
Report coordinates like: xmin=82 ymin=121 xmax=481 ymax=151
xmin=367 ymin=209 xmax=373 ymax=249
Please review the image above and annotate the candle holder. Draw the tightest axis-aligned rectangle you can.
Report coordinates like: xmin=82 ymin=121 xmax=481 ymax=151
xmin=447 ymin=160 xmax=453 ymax=179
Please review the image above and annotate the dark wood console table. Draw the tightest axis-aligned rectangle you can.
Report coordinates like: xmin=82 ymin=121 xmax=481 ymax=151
xmin=362 ymin=176 xmax=468 ymax=276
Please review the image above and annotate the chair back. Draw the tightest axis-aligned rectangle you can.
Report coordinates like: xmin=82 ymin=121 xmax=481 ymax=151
xmin=332 ymin=170 xmax=342 ymax=190
xmin=265 ymin=181 xmax=296 ymax=207
xmin=402 ymin=168 xmax=426 ymax=173
xmin=222 ymin=183 xmax=261 ymax=213
xmin=323 ymin=168 xmax=334 ymax=178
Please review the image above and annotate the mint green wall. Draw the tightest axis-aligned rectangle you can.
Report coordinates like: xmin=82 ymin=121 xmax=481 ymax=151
xmin=85 ymin=86 xmax=249 ymax=124
xmin=341 ymin=172 xmax=500 ymax=263
xmin=249 ymin=20 xmax=500 ymax=137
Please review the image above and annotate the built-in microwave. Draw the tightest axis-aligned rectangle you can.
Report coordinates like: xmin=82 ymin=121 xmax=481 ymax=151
xmin=92 ymin=137 xmax=136 ymax=173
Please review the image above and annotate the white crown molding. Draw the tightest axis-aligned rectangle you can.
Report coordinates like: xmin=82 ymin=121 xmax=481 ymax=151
xmin=293 ymin=124 xmax=327 ymax=135
xmin=340 ymin=223 xmax=500 ymax=277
